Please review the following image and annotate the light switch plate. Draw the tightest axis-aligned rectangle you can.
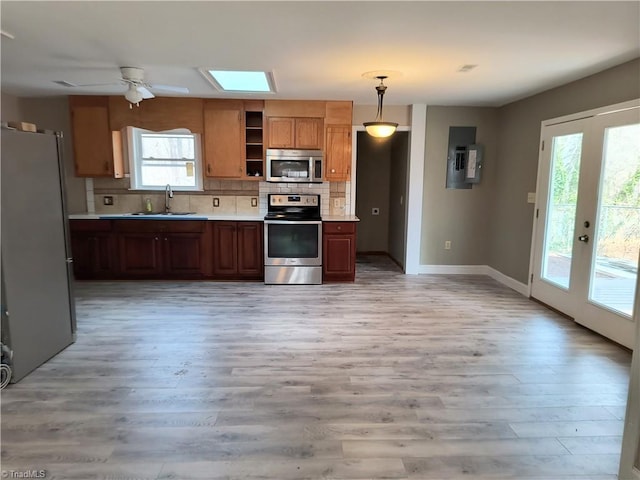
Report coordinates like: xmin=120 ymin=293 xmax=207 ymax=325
xmin=213 ymin=197 xmax=220 ymax=207
xmin=527 ymin=192 xmax=536 ymax=204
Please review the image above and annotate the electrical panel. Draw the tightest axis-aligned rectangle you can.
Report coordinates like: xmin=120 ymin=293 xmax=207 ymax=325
xmin=445 ymin=127 xmax=484 ymax=189
xmin=446 ymin=126 xmax=475 ymax=189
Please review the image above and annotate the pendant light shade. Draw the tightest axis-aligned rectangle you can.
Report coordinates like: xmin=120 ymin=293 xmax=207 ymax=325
xmin=364 ymin=76 xmax=398 ymax=138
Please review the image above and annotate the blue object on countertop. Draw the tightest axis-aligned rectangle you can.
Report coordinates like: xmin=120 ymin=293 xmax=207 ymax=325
xmin=99 ymin=213 xmax=207 ymax=220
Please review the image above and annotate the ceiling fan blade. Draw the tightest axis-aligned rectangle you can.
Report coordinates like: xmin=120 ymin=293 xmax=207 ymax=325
xmin=54 ymin=81 xmax=121 ymax=88
xmin=137 ymin=86 xmax=155 ymax=99
xmin=150 ymin=84 xmax=189 ymax=94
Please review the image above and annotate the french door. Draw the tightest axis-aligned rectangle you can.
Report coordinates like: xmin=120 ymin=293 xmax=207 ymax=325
xmin=531 ymin=102 xmax=640 ymax=349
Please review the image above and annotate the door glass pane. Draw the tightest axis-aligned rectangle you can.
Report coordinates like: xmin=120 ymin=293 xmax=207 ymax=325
xmin=541 ymin=133 xmax=583 ymax=289
xmin=589 ymin=123 xmax=640 ymax=316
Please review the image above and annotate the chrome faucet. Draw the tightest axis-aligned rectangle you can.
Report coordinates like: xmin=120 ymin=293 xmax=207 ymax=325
xmin=164 ymin=184 xmax=173 ymax=213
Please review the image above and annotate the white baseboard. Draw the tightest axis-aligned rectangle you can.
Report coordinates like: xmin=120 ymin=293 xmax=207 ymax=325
xmin=417 ymin=264 xmax=529 ymax=297
xmin=485 ymin=266 xmax=529 ymax=297
xmin=418 ymin=265 xmax=487 ymax=275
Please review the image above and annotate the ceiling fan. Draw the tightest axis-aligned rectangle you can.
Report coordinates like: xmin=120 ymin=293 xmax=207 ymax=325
xmin=56 ymin=67 xmax=189 ymax=108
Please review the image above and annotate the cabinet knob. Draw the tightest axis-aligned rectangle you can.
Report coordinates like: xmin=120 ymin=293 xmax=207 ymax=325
xmin=337 ymin=225 xmax=342 ymax=231
xmin=331 ymin=168 xmax=336 ymax=173
xmin=207 ymin=164 xmax=211 ymax=174
xmin=154 ymin=237 xmax=159 ymax=241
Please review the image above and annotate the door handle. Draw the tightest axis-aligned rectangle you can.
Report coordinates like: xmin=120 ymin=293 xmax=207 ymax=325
xmin=578 ymin=234 xmax=589 ymax=243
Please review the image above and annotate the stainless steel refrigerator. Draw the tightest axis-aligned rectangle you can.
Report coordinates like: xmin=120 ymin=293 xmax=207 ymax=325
xmin=1 ymin=128 xmax=76 ymax=382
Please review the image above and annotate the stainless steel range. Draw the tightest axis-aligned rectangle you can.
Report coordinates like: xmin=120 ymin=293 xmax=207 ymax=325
xmin=264 ymin=194 xmax=322 ymax=285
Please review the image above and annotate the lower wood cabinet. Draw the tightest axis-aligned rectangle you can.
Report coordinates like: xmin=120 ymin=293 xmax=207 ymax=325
xmin=69 ymin=219 xmax=264 ymax=281
xmin=212 ymin=221 xmax=263 ymax=280
xmin=323 ymin=221 xmax=357 ymax=282
xmin=115 ymin=220 xmax=207 ymax=278
xmin=69 ymin=220 xmax=117 ymax=279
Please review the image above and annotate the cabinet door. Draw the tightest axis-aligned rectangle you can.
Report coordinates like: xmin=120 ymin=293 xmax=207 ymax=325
xmin=70 ymin=98 xmax=115 ymax=177
xmin=163 ymin=233 xmax=205 ymax=276
xmin=323 ymin=223 xmax=357 ymax=282
xmin=70 ymin=233 xmax=115 ymax=278
xmin=118 ymin=233 xmax=163 ymax=276
xmin=295 ymin=118 xmax=324 ymax=149
xmin=212 ymin=222 xmax=238 ymax=276
xmin=267 ymin=117 xmax=295 ymax=148
xmin=237 ymin=222 xmax=264 ymax=278
xmin=325 ymin=125 xmax=352 ymax=181
xmin=204 ymin=104 xmax=244 ymax=178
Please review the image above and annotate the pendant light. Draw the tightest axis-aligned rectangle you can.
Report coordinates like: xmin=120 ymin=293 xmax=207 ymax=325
xmin=363 ymin=75 xmax=398 ymax=138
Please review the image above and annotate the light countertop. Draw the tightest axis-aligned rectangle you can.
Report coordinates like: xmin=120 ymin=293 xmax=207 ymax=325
xmin=69 ymin=213 xmax=360 ymax=222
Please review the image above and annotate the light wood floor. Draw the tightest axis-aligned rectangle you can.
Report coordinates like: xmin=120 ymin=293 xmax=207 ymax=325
xmin=1 ymin=255 xmax=632 ymax=480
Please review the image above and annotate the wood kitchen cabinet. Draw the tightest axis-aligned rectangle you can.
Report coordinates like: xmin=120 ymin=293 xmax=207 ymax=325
xmin=115 ymin=220 xmax=207 ymax=278
xmin=212 ymin=221 xmax=263 ymax=279
xmin=323 ymin=221 xmax=357 ymax=282
xmin=69 ymin=96 xmax=123 ymax=178
xmin=203 ymin=100 xmax=244 ymax=178
xmin=69 ymin=219 xmax=117 ymax=279
xmin=325 ymin=125 xmax=352 ymax=181
xmin=204 ymin=100 xmax=265 ymax=179
xmin=267 ymin=117 xmax=323 ymax=149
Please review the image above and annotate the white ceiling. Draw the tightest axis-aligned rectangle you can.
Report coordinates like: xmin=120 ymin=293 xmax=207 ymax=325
xmin=1 ymin=1 xmax=639 ymax=107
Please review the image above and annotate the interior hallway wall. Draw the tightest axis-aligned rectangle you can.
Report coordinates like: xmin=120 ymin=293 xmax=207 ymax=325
xmin=388 ymin=132 xmax=409 ymax=268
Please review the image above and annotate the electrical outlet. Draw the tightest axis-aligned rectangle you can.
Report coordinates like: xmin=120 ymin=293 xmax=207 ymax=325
xmin=251 ymin=197 xmax=258 ymax=208
xmin=333 ymin=198 xmax=340 ymax=208
xmin=103 ymin=196 xmax=113 ymax=206
xmin=445 ymin=240 xmax=452 ymax=250
xmin=372 ymin=207 xmax=380 ymax=215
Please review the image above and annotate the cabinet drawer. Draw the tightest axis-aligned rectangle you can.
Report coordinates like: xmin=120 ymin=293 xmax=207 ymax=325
xmin=114 ymin=220 xmax=206 ymax=233
xmin=70 ymin=219 xmax=113 ymax=232
xmin=323 ymin=222 xmax=356 ymax=234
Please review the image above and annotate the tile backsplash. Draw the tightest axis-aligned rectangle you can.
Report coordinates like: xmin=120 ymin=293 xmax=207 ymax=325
xmin=90 ymin=179 xmax=350 ymax=217
xmin=94 ymin=193 xmax=260 ymax=216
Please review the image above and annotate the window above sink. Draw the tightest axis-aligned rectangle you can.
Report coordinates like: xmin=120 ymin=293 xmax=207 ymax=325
xmin=126 ymin=126 xmax=203 ymax=192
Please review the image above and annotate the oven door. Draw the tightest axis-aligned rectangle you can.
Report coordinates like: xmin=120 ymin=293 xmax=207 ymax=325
xmin=264 ymin=220 xmax=322 ymax=266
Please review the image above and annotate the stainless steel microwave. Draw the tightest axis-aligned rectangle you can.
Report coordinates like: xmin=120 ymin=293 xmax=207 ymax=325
xmin=266 ymin=149 xmax=323 ymax=183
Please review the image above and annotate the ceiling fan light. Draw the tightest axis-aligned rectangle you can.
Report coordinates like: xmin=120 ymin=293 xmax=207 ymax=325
xmin=363 ymin=122 xmax=398 ymax=138
xmin=124 ymin=85 xmax=143 ymax=105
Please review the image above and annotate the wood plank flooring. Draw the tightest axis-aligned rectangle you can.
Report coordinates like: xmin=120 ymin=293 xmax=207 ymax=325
xmin=1 ymin=254 xmax=632 ymax=479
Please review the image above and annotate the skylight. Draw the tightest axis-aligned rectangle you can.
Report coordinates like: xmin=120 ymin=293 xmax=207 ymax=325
xmin=203 ymin=70 xmax=275 ymax=93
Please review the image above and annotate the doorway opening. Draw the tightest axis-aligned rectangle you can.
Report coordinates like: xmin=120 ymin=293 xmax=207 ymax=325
xmin=355 ymin=130 xmax=410 ymax=270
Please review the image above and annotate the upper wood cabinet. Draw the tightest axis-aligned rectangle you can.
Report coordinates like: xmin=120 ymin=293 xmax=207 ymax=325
xmin=267 ymin=117 xmax=323 ymax=149
xmin=203 ymin=100 xmax=265 ymax=180
xmin=203 ymin=100 xmax=244 ymax=178
xmin=69 ymin=96 xmax=122 ymax=178
xmin=325 ymin=125 xmax=352 ymax=181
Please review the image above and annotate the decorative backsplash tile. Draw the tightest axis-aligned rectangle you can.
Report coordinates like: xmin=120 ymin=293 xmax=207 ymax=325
xmin=90 ymin=180 xmax=350 ymax=217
